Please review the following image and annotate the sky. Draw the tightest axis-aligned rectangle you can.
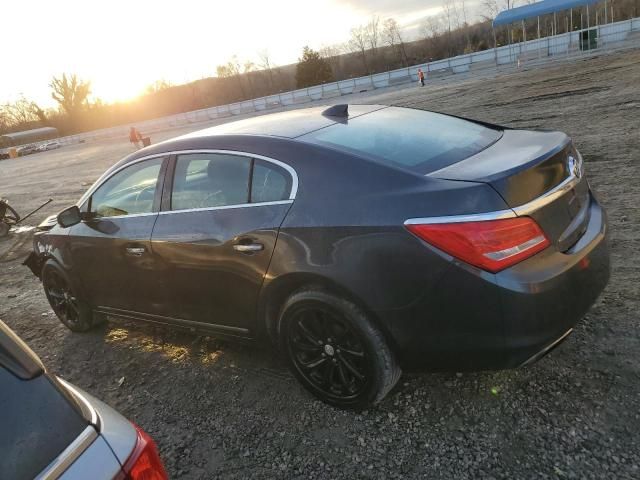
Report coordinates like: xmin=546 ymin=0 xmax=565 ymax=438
xmin=0 ymin=0 xmax=482 ymax=108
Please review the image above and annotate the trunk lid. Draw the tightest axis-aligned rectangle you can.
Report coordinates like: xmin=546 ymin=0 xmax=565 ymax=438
xmin=429 ymin=129 xmax=590 ymax=251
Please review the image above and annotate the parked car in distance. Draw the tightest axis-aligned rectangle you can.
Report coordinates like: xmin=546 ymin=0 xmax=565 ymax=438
xmin=0 ymin=320 xmax=168 ymax=479
xmin=37 ymin=141 xmax=61 ymax=152
xmin=25 ymin=104 xmax=610 ymax=409
xmin=16 ymin=144 xmax=39 ymax=156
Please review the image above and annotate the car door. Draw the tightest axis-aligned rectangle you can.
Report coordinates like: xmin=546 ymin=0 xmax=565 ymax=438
xmin=68 ymin=156 xmax=168 ymax=313
xmin=148 ymin=151 xmax=295 ymax=336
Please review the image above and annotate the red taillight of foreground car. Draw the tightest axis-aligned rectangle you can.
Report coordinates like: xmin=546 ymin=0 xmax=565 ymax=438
xmin=120 ymin=423 xmax=168 ymax=480
xmin=406 ymin=217 xmax=550 ymax=273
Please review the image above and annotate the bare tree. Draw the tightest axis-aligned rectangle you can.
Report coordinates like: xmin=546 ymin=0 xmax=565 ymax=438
xmin=50 ymin=74 xmax=91 ymax=118
xmin=481 ymin=0 xmax=498 ymax=20
xmin=257 ymin=49 xmax=275 ymax=88
xmin=459 ymin=0 xmax=469 ymax=26
xmin=349 ymin=25 xmax=370 ymax=73
xmin=1 ymin=96 xmax=45 ymax=127
xmin=319 ymin=44 xmax=344 ymax=78
xmin=442 ymin=0 xmax=456 ymax=56
xmin=244 ymin=60 xmax=257 ymax=95
xmin=145 ymin=79 xmax=173 ymax=95
xmin=366 ymin=16 xmax=381 ymax=58
xmin=216 ymin=55 xmax=247 ymax=99
xmin=423 ymin=14 xmax=445 ymax=39
xmin=482 ymin=0 xmax=517 ymax=20
xmin=383 ymin=18 xmax=409 ymax=66
xmin=458 ymin=0 xmax=471 ymax=50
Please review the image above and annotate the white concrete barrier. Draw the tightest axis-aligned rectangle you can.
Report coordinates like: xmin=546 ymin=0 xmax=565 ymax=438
xmin=51 ymin=17 xmax=639 ymax=148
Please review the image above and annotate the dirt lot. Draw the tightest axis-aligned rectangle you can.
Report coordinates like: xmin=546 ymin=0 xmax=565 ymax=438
xmin=1 ymin=49 xmax=639 ymax=479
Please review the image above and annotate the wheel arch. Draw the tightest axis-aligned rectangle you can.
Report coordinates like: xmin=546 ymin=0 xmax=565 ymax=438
xmin=258 ymin=272 xmax=399 ymax=355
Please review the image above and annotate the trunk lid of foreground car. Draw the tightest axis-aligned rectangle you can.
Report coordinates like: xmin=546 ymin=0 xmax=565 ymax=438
xmin=428 ymin=129 xmax=591 ymax=251
xmin=0 ymin=320 xmax=92 ymax=480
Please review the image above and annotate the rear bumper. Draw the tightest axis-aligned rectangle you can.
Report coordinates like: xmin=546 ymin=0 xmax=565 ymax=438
xmin=495 ymin=194 xmax=609 ymax=368
xmin=382 ymin=193 xmax=610 ymax=371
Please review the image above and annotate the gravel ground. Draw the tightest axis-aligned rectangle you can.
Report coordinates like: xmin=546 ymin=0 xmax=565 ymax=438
xmin=1 ymin=48 xmax=639 ymax=479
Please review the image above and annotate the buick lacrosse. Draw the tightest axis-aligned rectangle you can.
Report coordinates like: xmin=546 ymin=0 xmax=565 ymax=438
xmin=25 ymin=105 xmax=609 ymax=408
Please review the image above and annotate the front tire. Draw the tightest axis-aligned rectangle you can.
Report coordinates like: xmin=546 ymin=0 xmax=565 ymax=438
xmin=41 ymin=259 xmax=98 ymax=332
xmin=279 ymin=289 xmax=401 ymax=410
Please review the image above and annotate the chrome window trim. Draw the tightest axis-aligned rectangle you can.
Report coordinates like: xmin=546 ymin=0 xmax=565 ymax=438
xmin=77 ymin=149 xmax=298 ymax=210
xmin=35 ymin=425 xmax=98 ymax=480
xmin=158 ymin=199 xmax=293 ymax=215
xmin=82 ymin=211 xmax=158 ymax=221
xmin=173 ymin=150 xmax=298 ymax=200
xmin=405 ymin=171 xmax=580 ymax=225
xmin=77 ymin=154 xmax=168 ymax=209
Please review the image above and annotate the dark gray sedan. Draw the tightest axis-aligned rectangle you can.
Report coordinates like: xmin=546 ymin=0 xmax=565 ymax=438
xmin=25 ymin=105 xmax=609 ymax=409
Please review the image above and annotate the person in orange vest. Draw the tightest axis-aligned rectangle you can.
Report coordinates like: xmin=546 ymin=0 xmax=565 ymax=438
xmin=417 ymin=68 xmax=425 ymax=87
xmin=129 ymin=127 xmax=143 ymax=149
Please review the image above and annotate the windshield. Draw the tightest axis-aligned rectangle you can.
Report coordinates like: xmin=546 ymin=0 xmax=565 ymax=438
xmin=299 ymin=107 xmax=502 ymax=173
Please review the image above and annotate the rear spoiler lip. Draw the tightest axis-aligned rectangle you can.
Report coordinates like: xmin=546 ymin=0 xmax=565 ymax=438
xmin=427 ymin=130 xmax=571 ymax=185
xmin=0 ymin=319 xmax=45 ymax=380
xmin=429 ymin=110 xmax=512 ymax=131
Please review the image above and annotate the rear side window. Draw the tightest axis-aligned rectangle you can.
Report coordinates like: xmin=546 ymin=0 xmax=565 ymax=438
xmin=299 ymin=107 xmax=502 ymax=173
xmin=251 ymin=159 xmax=291 ymax=203
xmin=172 ymin=153 xmax=251 ymax=210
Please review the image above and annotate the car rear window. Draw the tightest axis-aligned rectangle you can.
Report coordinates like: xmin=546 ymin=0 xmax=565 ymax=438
xmin=299 ymin=107 xmax=502 ymax=173
xmin=0 ymin=368 xmax=88 ymax=480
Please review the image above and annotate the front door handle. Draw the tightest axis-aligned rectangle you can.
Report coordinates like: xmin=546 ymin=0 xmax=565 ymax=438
xmin=233 ymin=243 xmax=264 ymax=253
xmin=125 ymin=246 xmax=146 ymax=256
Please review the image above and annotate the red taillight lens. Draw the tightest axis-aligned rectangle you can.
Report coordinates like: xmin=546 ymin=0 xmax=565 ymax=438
xmin=121 ymin=423 xmax=168 ymax=480
xmin=406 ymin=217 xmax=550 ymax=273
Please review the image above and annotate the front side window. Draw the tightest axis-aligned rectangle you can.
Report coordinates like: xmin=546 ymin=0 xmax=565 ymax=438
xmin=251 ymin=159 xmax=292 ymax=203
xmin=171 ymin=153 xmax=251 ymax=210
xmin=90 ymin=157 xmax=164 ymax=218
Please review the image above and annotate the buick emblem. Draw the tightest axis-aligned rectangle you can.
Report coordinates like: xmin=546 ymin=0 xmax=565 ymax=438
xmin=567 ymin=154 xmax=583 ymax=179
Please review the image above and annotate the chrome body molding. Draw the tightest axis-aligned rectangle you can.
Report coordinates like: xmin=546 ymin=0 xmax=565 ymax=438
xmin=519 ymin=328 xmax=574 ymax=367
xmin=511 ymin=171 xmax=579 ymax=217
xmin=158 ymin=199 xmax=293 ymax=216
xmin=404 ymin=209 xmax=516 ymax=225
xmin=84 ymin=199 xmax=294 ymax=221
xmin=77 ymin=149 xmax=299 ymax=208
xmin=35 ymin=425 xmax=97 ymax=480
xmin=406 ymin=171 xmax=580 ymax=225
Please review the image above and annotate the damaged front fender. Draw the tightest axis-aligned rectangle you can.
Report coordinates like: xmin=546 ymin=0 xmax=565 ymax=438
xmin=23 ymin=251 xmax=44 ymax=279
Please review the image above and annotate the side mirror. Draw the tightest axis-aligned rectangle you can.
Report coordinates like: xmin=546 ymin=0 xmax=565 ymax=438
xmin=57 ymin=205 xmax=82 ymax=228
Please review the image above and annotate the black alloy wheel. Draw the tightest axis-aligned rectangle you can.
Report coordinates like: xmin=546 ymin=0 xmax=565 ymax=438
xmin=44 ymin=268 xmax=81 ymax=327
xmin=281 ymin=290 xmax=401 ymax=409
xmin=42 ymin=260 xmax=99 ymax=332
xmin=287 ymin=305 xmax=370 ymax=401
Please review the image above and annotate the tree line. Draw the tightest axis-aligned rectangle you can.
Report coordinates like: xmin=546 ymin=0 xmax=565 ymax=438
xmin=2 ymin=0 xmax=637 ymax=137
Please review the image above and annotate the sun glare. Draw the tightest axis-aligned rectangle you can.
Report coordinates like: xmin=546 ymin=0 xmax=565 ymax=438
xmin=0 ymin=0 xmax=373 ymax=107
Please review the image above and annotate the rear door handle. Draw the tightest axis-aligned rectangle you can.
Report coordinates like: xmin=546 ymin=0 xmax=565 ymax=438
xmin=125 ymin=246 xmax=146 ymax=256
xmin=233 ymin=243 xmax=264 ymax=253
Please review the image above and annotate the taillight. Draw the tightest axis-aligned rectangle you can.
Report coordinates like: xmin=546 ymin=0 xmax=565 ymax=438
xmin=120 ymin=423 xmax=168 ymax=480
xmin=405 ymin=217 xmax=550 ymax=273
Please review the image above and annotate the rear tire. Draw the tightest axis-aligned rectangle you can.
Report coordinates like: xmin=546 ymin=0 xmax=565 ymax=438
xmin=41 ymin=259 xmax=99 ymax=332
xmin=279 ymin=289 xmax=401 ymax=410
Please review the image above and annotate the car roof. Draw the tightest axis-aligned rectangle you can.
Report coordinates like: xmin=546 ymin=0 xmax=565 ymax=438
xmin=175 ymin=104 xmax=387 ymax=140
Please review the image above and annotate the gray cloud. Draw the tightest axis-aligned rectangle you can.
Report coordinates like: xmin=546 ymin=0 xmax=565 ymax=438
xmin=340 ymin=0 xmax=443 ymax=17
